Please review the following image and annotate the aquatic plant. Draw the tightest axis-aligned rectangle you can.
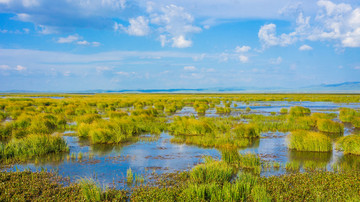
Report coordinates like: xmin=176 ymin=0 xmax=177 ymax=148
xmin=285 ymin=161 xmax=300 ymax=172
xmin=288 ymin=130 xmax=332 ymax=152
xmin=231 ymin=123 xmax=259 ymax=138
xmin=280 ymin=108 xmax=288 ymax=114
xmin=316 ymin=119 xmax=344 ymax=134
xmin=78 ymin=178 xmax=102 ymax=201
xmin=189 ymin=157 xmax=234 ymax=184
xmin=127 ymin=168 xmax=133 ymax=184
xmin=336 ymin=135 xmax=360 ymax=155
xmin=289 ymin=106 xmax=311 ymax=117
xmin=0 ymin=134 xmax=69 ymax=162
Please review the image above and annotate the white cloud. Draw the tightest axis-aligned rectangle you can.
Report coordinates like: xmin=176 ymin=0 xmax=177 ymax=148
xmin=259 ymin=0 xmax=360 ymax=48
xmin=77 ymin=40 xmax=90 ymax=45
xmin=172 ymin=35 xmax=192 ymax=48
xmin=235 ymin=45 xmax=251 ymax=53
xmin=299 ymin=44 xmax=313 ymax=51
xmin=270 ymin=57 xmax=283 ymax=65
xmin=57 ymin=35 xmax=79 ymax=43
xmin=116 ymin=16 xmax=150 ymax=36
xmin=193 ymin=53 xmax=206 ymax=61
xmin=149 ymin=4 xmax=201 ymax=48
xmin=15 ymin=65 xmax=26 ymax=71
xmin=0 ymin=0 xmax=11 ymax=4
xmin=22 ymin=0 xmax=39 ymax=7
xmin=354 ymin=66 xmax=360 ymax=70
xmin=0 ymin=65 xmax=10 ymax=70
xmin=184 ymin=66 xmax=196 ymax=71
xmin=92 ymin=42 xmax=101 ymax=47
xmin=96 ymin=66 xmax=113 ymax=73
xmin=76 ymin=40 xmax=101 ymax=47
xmin=239 ymin=55 xmax=249 ymax=63
xmin=258 ymin=23 xmax=298 ymax=48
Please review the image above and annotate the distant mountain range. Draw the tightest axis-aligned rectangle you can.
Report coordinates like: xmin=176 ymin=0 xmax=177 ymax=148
xmin=1 ymin=82 xmax=360 ymax=93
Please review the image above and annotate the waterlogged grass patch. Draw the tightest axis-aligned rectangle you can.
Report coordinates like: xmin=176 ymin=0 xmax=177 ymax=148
xmin=0 ymin=134 xmax=68 ymax=162
xmin=288 ymin=130 xmax=332 ymax=152
xmin=336 ymin=134 xmax=360 ymax=155
xmin=289 ymin=106 xmax=311 ymax=117
xmin=316 ymin=119 xmax=344 ymax=134
xmin=189 ymin=157 xmax=234 ymax=184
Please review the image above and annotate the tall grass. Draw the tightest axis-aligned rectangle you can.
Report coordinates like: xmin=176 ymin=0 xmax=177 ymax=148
xmin=289 ymin=106 xmax=311 ymax=117
xmin=0 ymin=134 xmax=68 ymax=161
xmin=288 ymin=130 xmax=332 ymax=152
xmin=231 ymin=123 xmax=259 ymax=138
xmin=316 ymin=119 xmax=344 ymax=134
xmin=336 ymin=135 xmax=360 ymax=155
xmin=189 ymin=157 xmax=234 ymax=184
xmin=78 ymin=178 xmax=102 ymax=201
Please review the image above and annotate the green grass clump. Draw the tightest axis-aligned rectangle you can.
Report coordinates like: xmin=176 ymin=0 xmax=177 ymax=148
xmin=78 ymin=178 xmax=102 ymax=201
xmin=182 ymin=172 xmax=271 ymax=202
xmin=280 ymin=108 xmax=288 ymax=114
xmin=127 ymin=168 xmax=133 ymax=184
xmin=336 ymin=135 xmax=360 ymax=155
xmin=169 ymin=116 xmax=212 ymax=136
xmin=339 ymin=108 xmax=359 ymax=122
xmin=231 ymin=123 xmax=259 ymax=138
xmin=216 ymin=107 xmax=231 ymax=114
xmin=0 ymin=134 xmax=68 ymax=162
xmin=189 ymin=157 xmax=234 ymax=184
xmin=285 ymin=161 xmax=300 ymax=172
xmin=289 ymin=106 xmax=311 ymax=117
xmin=316 ymin=119 xmax=344 ymax=134
xmin=288 ymin=130 xmax=332 ymax=152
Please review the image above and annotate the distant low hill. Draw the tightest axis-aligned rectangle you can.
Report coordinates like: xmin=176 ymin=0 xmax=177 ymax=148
xmin=1 ymin=82 xmax=360 ymax=93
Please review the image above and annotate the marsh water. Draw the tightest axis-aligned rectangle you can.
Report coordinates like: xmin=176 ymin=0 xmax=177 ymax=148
xmin=3 ymin=101 xmax=360 ymax=189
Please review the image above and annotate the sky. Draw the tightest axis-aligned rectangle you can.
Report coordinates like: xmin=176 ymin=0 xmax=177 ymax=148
xmin=0 ymin=0 xmax=360 ymax=91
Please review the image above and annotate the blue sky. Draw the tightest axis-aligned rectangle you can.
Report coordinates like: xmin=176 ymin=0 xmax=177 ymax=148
xmin=0 ymin=0 xmax=360 ymax=91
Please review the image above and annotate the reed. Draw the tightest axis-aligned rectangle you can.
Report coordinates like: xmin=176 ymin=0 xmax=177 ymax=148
xmin=0 ymin=134 xmax=69 ymax=161
xmin=127 ymin=168 xmax=134 ymax=184
xmin=288 ymin=130 xmax=332 ymax=152
xmin=316 ymin=119 xmax=344 ymax=134
xmin=289 ymin=106 xmax=311 ymax=117
xmin=336 ymin=135 xmax=360 ymax=155
xmin=189 ymin=157 xmax=234 ymax=184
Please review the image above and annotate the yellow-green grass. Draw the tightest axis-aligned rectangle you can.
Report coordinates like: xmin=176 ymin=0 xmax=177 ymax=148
xmin=316 ymin=119 xmax=344 ymax=134
xmin=0 ymin=134 xmax=68 ymax=162
xmin=336 ymin=135 xmax=360 ymax=155
xmin=288 ymin=130 xmax=332 ymax=152
xmin=289 ymin=106 xmax=311 ymax=117
xmin=189 ymin=157 xmax=234 ymax=184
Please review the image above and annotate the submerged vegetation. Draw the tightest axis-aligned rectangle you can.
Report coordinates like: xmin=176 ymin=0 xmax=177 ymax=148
xmin=1 ymin=93 xmax=360 ymax=200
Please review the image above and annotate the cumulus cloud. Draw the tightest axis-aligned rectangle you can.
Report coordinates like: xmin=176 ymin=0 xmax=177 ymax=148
xmin=299 ymin=44 xmax=313 ymax=51
xmin=258 ymin=0 xmax=360 ymax=48
xmin=239 ymin=55 xmax=249 ymax=63
xmin=184 ymin=66 xmax=196 ymax=71
xmin=15 ymin=65 xmax=26 ymax=71
xmin=115 ymin=16 xmax=150 ymax=36
xmin=57 ymin=35 xmax=79 ymax=43
xmin=0 ymin=64 xmax=26 ymax=71
xmin=149 ymin=4 xmax=201 ymax=48
xmin=235 ymin=45 xmax=251 ymax=53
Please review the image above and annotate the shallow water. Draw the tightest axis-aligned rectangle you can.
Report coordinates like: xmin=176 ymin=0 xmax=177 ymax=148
xmin=6 ymin=133 xmax=220 ymax=189
xmin=2 ymin=100 xmax=360 ymax=188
